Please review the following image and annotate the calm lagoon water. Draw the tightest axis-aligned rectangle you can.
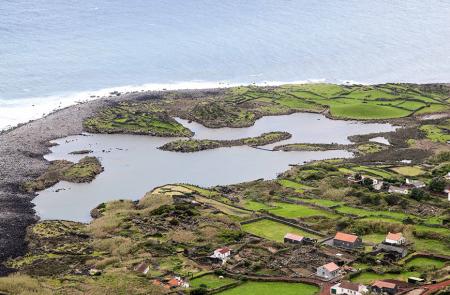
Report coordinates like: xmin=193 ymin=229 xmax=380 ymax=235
xmin=1 ymin=0 xmax=450 ymax=128
xmin=33 ymin=113 xmax=396 ymax=222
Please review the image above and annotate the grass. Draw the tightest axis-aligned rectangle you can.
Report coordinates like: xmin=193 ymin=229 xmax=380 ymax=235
xmin=335 ymin=206 xmax=409 ymax=220
xmin=242 ymin=200 xmax=271 ymax=211
xmin=190 ymin=274 xmax=236 ymax=290
xmin=412 ymin=239 xmax=450 ymax=256
xmin=391 ymin=166 xmax=424 ymax=176
xmin=278 ymin=179 xmax=313 ymax=192
xmin=350 ymin=271 xmax=421 ymax=284
xmin=404 ymin=257 xmax=446 ymax=269
xmin=330 ymin=103 xmax=412 ymax=119
xmin=362 ymin=233 xmax=386 ymax=244
xmin=84 ymin=104 xmax=193 ymax=137
xmin=420 ymin=125 xmax=450 ymax=143
xmin=195 ymin=196 xmax=251 ymax=218
xmin=160 ymin=132 xmax=291 ymax=152
xmin=218 ymin=281 xmax=319 ymax=295
xmin=298 ymin=198 xmax=343 ymax=207
xmin=242 ymin=219 xmax=321 ymax=242
xmin=268 ymin=202 xmax=337 ymax=219
xmin=353 ymin=166 xmax=394 ymax=178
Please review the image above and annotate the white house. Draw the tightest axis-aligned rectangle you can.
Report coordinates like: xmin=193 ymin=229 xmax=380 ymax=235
xmin=384 ymin=232 xmax=406 ymax=245
xmin=317 ymin=262 xmax=340 ymax=280
xmin=212 ymin=247 xmax=231 ymax=260
xmin=134 ymin=262 xmax=149 ymax=275
xmin=445 ymin=186 xmax=450 ymax=201
xmin=373 ymin=181 xmax=384 ymax=191
xmin=406 ymin=178 xmax=425 ymax=188
xmin=388 ymin=185 xmax=409 ymax=195
xmin=330 ymin=281 xmax=368 ymax=295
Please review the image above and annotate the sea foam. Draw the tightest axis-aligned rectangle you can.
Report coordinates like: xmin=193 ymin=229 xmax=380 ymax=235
xmin=0 ymin=79 xmax=326 ymax=131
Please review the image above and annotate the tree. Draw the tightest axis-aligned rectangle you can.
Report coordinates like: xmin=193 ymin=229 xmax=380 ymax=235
xmin=362 ymin=178 xmax=374 ymax=188
xmin=429 ymin=177 xmax=447 ymax=192
xmin=410 ymin=188 xmax=427 ymax=201
xmin=384 ymin=194 xmax=401 ymax=206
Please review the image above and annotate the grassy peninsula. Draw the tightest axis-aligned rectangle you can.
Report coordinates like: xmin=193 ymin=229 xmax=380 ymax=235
xmin=22 ymin=156 xmax=103 ymax=193
xmin=159 ymin=131 xmax=291 ymax=152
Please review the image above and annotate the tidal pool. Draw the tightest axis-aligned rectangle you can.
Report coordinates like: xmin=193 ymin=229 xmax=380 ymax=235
xmin=33 ymin=113 xmax=396 ymax=222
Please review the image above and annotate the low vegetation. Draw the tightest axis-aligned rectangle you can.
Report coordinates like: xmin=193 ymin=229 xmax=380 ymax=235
xmin=159 ymin=132 xmax=291 ymax=152
xmin=84 ymin=103 xmax=193 ymax=137
xmin=22 ymin=156 xmax=103 ymax=192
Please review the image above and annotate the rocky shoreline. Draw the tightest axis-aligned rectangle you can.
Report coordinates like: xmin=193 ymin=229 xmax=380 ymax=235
xmin=0 ymin=90 xmax=166 ymax=272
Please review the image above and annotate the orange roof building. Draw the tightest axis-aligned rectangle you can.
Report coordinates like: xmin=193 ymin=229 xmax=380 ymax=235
xmin=333 ymin=232 xmax=362 ymax=250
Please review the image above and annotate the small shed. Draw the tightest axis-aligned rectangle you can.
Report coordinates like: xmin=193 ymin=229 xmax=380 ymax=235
xmin=284 ymin=233 xmax=304 ymax=244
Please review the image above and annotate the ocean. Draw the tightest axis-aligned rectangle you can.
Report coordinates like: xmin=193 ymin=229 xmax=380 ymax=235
xmin=1 ymin=0 xmax=450 ymax=129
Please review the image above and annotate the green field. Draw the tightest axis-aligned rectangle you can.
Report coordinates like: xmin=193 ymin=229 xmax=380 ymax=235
xmin=404 ymin=257 xmax=446 ymax=269
xmin=412 ymin=239 xmax=450 ymax=256
xmin=278 ymin=179 xmax=313 ymax=192
xmin=299 ymin=198 xmax=343 ymax=207
xmin=420 ymin=125 xmax=450 ymax=143
xmin=242 ymin=219 xmax=321 ymax=242
xmin=242 ymin=200 xmax=272 ymax=211
xmin=352 ymin=166 xmax=394 ymax=178
xmin=362 ymin=233 xmax=386 ymax=244
xmin=190 ymin=274 xmax=236 ymax=290
xmin=350 ymin=271 xmax=420 ymax=284
xmin=390 ymin=166 xmax=424 ymax=176
xmin=218 ymin=281 xmax=319 ymax=295
xmin=268 ymin=202 xmax=337 ymax=219
xmin=335 ymin=206 xmax=409 ymax=220
xmin=232 ymin=83 xmax=450 ymax=120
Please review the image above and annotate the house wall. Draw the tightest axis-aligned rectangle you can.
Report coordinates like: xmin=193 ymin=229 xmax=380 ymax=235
xmin=333 ymin=238 xmax=361 ymax=249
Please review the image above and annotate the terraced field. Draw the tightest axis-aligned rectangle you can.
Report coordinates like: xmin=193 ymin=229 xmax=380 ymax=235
xmin=218 ymin=281 xmax=319 ymax=295
xmin=242 ymin=219 xmax=321 ymax=242
xmin=229 ymin=83 xmax=450 ymax=120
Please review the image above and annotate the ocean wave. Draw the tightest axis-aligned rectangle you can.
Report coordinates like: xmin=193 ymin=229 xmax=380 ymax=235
xmin=0 ymin=78 xmax=331 ymax=130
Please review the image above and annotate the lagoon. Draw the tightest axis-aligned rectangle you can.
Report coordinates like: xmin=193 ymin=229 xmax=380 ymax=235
xmin=33 ymin=113 xmax=396 ymax=222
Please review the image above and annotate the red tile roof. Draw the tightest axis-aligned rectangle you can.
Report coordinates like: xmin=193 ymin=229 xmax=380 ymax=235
xmin=372 ymin=280 xmax=396 ymax=289
xmin=167 ymin=278 xmax=182 ymax=287
xmin=284 ymin=233 xmax=304 ymax=241
xmin=334 ymin=232 xmax=359 ymax=243
xmin=323 ymin=262 xmax=339 ymax=272
xmin=216 ymin=247 xmax=231 ymax=254
xmin=386 ymin=232 xmax=403 ymax=241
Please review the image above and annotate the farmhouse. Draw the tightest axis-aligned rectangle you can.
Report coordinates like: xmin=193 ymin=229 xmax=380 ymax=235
xmin=212 ymin=247 xmax=231 ymax=260
xmin=405 ymin=179 xmax=425 ymax=188
xmin=333 ymin=232 xmax=362 ymax=250
xmin=284 ymin=233 xmax=304 ymax=244
xmin=316 ymin=262 xmax=340 ymax=279
xmin=134 ymin=262 xmax=149 ymax=275
xmin=330 ymin=281 xmax=368 ymax=295
xmin=369 ymin=280 xmax=398 ymax=295
xmin=385 ymin=232 xmax=405 ymax=245
xmin=388 ymin=185 xmax=410 ymax=195
xmin=167 ymin=276 xmax=190 ymax=289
